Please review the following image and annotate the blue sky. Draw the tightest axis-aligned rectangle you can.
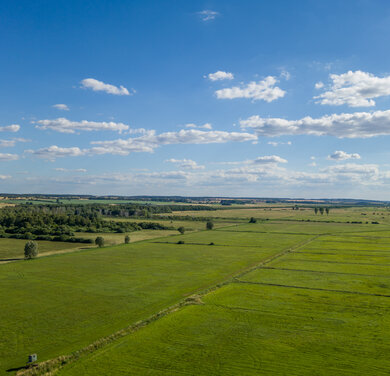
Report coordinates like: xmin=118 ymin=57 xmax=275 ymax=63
xmin=2 ymin=0 xmax=390 ymax=199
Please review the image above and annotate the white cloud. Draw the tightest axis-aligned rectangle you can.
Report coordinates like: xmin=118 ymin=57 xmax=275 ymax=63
xmin=0 ymin=124 xmax=20 ymax=133
xmin=34 ymin=118 xmax=129 ymax=134
xmin=0 ymin=138 xmax=30 ymax=148
xmin=54 ymin=168 xmax=87 ymax=172
xmin=81 ymin=78 xmax=133 ymax=96
xmin=53 ymin=104 xmax=69 ymax=111
xmin=185 ymin=123 xmax=212 ymax=130
xmin=198 ymin=10 xmax=219 ymax=21
xmin=327 ymin=150 xmax=361 ymax=161
xmin=0 ymin=153 xmax=19 ymax=161
xmin=90 ymin=129 xmax=257 ymax=156
xmin=0 ymin=175 xmax=11 ymax=180
xmin=208 ymin=71 xmax=234 ymax=81
xmin=253 ymin=155 xmax=288 ymax=164
xmin=220 ymin=155 xmax=288 ymax=166
xmin=165 ymin=158 xmax=205 ymax=170
xmin=0 ymin=140 xmax=16 ymax=148
xmin=26 ymin=146 xmax=86 ymax=161
xmin=268 ymin=141 xmax=292 ymax=147
xmin=322 ymin=163 xmax=379 ymax=180
xmin=240 ymin=110 xmax=390 ymax=138
xmin=315 ymin=70 xmax=390 ymax=107
xmin=215 ymin=76 xmax=286 ymax=102
xmin=315 ymin=81 xmax=324 ymax=89
xmin=280 ymin=70 xmax=291 ymax=80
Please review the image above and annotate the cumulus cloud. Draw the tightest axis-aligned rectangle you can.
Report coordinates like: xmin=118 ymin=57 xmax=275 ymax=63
xmin=52 ymin=104 xmax=69 ymax=111
xmin=81 ymin=78 xmax=133 ymax=96
xmin=165 ymin=158 xmax=205 ymax=170
xmin=54 ymin=167 xmax=87 ymax=172
xmin=322 ymin=163 xmax=379 ymax=181
xmin=240 ymin=110 xmax=390 ymax=138
xmin=208 ymin=71 xmax=234 ymax=81
xmin=34 ymin=118 xmax=129 ymax=134
xmin=215 ymin=76 xmax=285 ymax=102
xmin=185 ymin=123 xmax=212 ymax=130
xmin=0 ymin=124 xmax=20 ymax=133
xmin=0 ymin=153 xmax=19 ymax=161
xmin=315 ymin=70 xmax=390 ymax=107
xmin=198 ymin=10 xmax=219 ymax=21
xmin=220 ymin=155 xmax=288 ymax=166
xmin=327 ymin=150 xmax=361 ymax=161
xmin=90 ymin=129 xmax=257 ymax=156
xmin=26 ymin=146 xmax=86 ymax=161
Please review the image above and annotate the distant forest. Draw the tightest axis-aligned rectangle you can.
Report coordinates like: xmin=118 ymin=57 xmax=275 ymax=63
xmin=0 ymin=203 xmax=215 ymax=243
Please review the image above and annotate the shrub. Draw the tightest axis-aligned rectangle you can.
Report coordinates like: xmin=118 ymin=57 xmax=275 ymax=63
xmin=177 ymin=240 xmax=185 ymax=244
xmin=177 ymin=226 xmax=185 ymax=234
xmin=95 ymin=236 xmax=105 ymax=247
xmin=124 ymin=235 xmax=130 ymax=244
xmin=249 ymin=217 xmax=257 ymax=223
xmin=206 ymin=221 xmax=214 ymax=230
xmin=209 ymin=242 xmax=214 ymax=245
xmin=24 ymin=241 xmax=38 ymax=259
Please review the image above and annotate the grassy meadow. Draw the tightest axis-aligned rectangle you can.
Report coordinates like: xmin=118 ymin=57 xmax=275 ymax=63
xmin=0 ymin=238 xmax=88 ymax=262
xmin=57 ymin=220 xmax=390 ymax=376
xmin=1 ymin=205 xmax=390 ymax=375
xmin=0 ymin=224 xmax=308 ymax=374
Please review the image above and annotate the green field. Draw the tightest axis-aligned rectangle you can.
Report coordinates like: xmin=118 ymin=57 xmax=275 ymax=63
xmin=1 ymin=225 xmax=308 ymax=374
xmin=2 ymin=206 xmax=390 ymax=375
xmin=0 ymin=238 xmax=87 ymax=262
xmin=56 ymin=224 xmax=390 ymax=376
xmin=161 ymin=206 xmax=390 ymax=224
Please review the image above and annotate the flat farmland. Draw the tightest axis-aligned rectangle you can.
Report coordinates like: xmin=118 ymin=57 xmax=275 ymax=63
xmin=0 ymin=238 xmax=88 ymax=262
xmin=56 ymin=224 xmax=390 ymax=375
xmin=75 ymin=229 xmax=179 ymax=246
xmin=1 ymin=225 xmax=309 ymax=374
xmin=161 ymin=206 xmax=390 ymax=225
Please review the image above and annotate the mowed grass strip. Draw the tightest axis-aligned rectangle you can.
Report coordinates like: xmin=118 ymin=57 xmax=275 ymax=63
xmin=75 ymin=229 xmax=179 ymax=246
xmin=284 ymin=251 xmax=390 ymax=265
xmin=273 ymin=258 xmax=390 ymax=276
xmin=0 ymin=238 xmax=87 ymax=261
xmin=0 ymin=230 xmax=308 ymax=373
xmin=239 ymin=267 xmax=390 ymax=296
xmin=220 ymin=221 xmax=385 ymax=235
xmin=156 ymin=230 xmax=308 ymax=248
xmin=57 ymin=283 xmax=390 ymax=376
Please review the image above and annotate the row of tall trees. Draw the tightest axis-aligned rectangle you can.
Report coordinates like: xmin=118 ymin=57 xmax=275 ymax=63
xmin=314 ymin=207 xmax=330 ymax=215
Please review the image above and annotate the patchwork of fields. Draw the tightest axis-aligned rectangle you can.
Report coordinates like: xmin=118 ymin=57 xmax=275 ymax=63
xmin=1 ymin=211 xmax=390 ymax=375
xmin=57 ymin=222 xmax=390 ymax=376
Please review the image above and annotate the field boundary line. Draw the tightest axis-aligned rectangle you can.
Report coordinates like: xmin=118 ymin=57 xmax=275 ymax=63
xmin=260 ymin=266 xmax=390 ymax=278
xmin=283 ymin=259 xmax=390 ymax=266
xmin=15 ymin=235 xmax=320 ymax=376
xmin=233 ymin=280 xmax=390 ymax=298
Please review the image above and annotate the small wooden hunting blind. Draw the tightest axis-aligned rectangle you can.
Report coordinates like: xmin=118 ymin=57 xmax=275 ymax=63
xmin=28 ymin=354 xmax=37 ymax=363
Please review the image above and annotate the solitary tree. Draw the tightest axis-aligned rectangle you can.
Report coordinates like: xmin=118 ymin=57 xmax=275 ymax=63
xmin=24 ymin=241 xmax=38 ymax=259
xmin=249 ymin=217 xmax=257 ymax=223
xmin=124 ymin=235 xmax=130 ymax=244
xmin=325 ymin=207 xmax=329 ymax=215
xmin=314 ymin=207 xmax=318 ymax=215
xmin=206 ymin=221 xmax=214 ymax=230
xmin=95 ymin=236 xmax=105 ymax=247
xmin=319 ymin=207 xmax=324 ymax=215
xmin=178 ymin=226 xmax=185 ymax=234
